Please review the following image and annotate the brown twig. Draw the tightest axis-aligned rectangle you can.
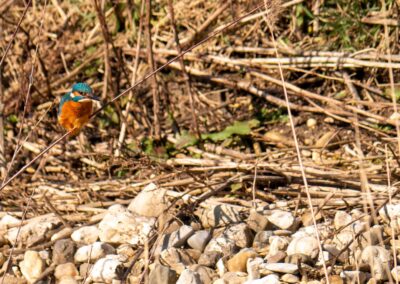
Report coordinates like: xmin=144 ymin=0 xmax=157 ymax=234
xmin=145 ymin=0 xmax=161 ymax=140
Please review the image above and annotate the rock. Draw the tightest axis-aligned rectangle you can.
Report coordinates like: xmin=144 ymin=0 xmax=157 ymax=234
xmin=160 ymin=248 xmax=196 ymax=273
xmin=392 ymin=266 xmax=400 ymax=281
xmin=187 ymin=230 xmax=211 ymax=252
xmin=286 ymin=253 xmax=313 ymax=265
xmin=334 ymin=211 xmax=353 ymax=230
xmin=196 ymin=203 xmax=244 ymax=228
xmin=287 ymin=236 xmax=319 ymax=259
xmin=0 ymin=275 xmax=26 ymax=284
xmin=74 ymin=242 xmax=115 ymax=263
xmin=334 ymin=230 xmax=354 ymax=250
xmin=247 ymin=209 xmax=269 ymax=232
xmin=216 ymin=257 xmax=227 ymax=277
xmin=265 ymin=251 xmax=287 ymax=264
xmin=246 ymin=274 xmax=280 ymax=284
xmin=189 ymin=265 xmax=218 ymax=284
xmin=155 ymin=225 xmax=194 ymax=254
xmin=379 ymin=204 xmax=400 ymax=224
xmin=51 ymin=227 xmax=73 ymax=242
xmin=128 ymin=183 xmax=169 ymax=217
xmin=224 ymin=223 xmax=254 ymax=248
xmin=19 ymin=250 xmax=45 ymax=283
xmin=340 ymin=271 xmax=367 ymax=284
xmin=301 ymin=150 xmax=312 ymax=157
xmin=266 ymin=210 xmax=294 ymax=230
xmin=261 ymin=263 xmax=298 ymax=274
xmin=327 ymin=275 xmax=344 ymax=284
xmin=54 ymin=263 xmax=79 ymax=280
xmin=322 ymin=244 xmax=344 ymax=263
xmin=247 ymin=257 xmax=264 ymax=280
xmin=361 ymin=246 xmax=391 ymax=281
xmin=222 ymin=272 xmax=248 ymax=284
xmin=0 ymin=252 xmax=5 ymax=268
xmin=58 ymin=277 xmax=78 ymax=284
xmin=253 ymin=231 xmax=274 ymax=251
xmin=98 ymin=206 xmax=155 ymax=245
xmin=71 ymin=226 xmax=99 ymax=244
xmin=280 ymin=273 xmax=300 ymax=283
xmin=0 ymin=214 xmax=20 ymax=230
xmin=116 ymin=244 xmax=135 ymax=261
xmin=268 ymin=236 xmax=288 ymax=256
xmin=307 ymin=118 xmax=317 ymax=128
xmin=301 ymin=211 xmax=323 ymax=227
xmin=204 ymin=237 xmax=237 ymax=256
xmin=227 ymin=248 xmax=257 ymax=272
xmin=53 ymin=239 xmax=76 ymax=264
xmin=86 ymin=255 xmax=123 ymax=283
xmin=198 ymin=251 xmax=223 ymax=267
xmin=7 ymin=214 xmax=61 ymax=246
xmin=149 ymin=263 xmax=178 ymax=284
xmin=79 ymin=263 xmax=93 ymax=278
xmin=176 ymin=269 xmax=202 ymax=284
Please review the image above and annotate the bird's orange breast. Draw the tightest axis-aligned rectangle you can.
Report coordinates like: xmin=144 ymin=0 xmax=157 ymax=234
xmin=58 ymin=100 xmax=93 ymax=135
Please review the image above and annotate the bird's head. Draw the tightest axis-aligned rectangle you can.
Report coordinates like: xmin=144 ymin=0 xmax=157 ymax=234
xmin=70 ymin=82 xmax=100 ymax=102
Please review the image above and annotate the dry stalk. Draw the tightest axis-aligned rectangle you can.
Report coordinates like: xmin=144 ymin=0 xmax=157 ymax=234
xmin=262 ymin=0 xmax=330 ymax=281
xmin=115 ymin=0 xmax=146 ymax=157
xmin=145 ymin=0 xmax=161 ymax=140
xmin=167 ymin=0 xmax=201 ymax=139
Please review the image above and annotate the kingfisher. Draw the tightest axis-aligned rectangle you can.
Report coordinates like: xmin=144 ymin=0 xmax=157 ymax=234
xmin=58 ymin=82 xmax=100 ymax=136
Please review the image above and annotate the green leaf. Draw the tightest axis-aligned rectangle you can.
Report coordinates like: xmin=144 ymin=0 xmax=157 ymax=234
xmin=202 ymin=119 xmax=260 ymax=142
xmin=175 ymin=132 xmax=198 ymax=149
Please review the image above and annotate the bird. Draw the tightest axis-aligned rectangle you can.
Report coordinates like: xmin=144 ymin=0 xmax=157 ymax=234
xmin=58 ymin=82 xmax=100 ymax=136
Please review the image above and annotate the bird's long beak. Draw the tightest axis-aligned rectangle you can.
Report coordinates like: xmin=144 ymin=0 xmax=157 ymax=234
xmin=88 ymin=94 xmax=100 ymax=101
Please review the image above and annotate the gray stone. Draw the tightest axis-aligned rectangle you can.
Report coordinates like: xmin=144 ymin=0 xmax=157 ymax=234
xmin=189 ymin=265 xmax=218 ymax=284
xmin=340 ymin=271 xmax=367 ymax=284
xmin=86 ymin=255 xmax=124 ymax=283
xmin=19 ymin=250 xmax=45 ymax=284
xmin=253 ymin=231 xmax=274 ymax=251
xmin=7 ymin=214 xmax=61 ymax=246
xmin=261 ymin=263 xmax=298 ymax=274
xmin=54 ymin=263 xmax=79 ymax=280
xmin=268 ymin=236 xmax=288 ymax=256
xmin=222 ymin=271 xmax=248 ymax=284
xmin=266 ymin=210 xmax=294 ymax=230
xmin=204 ymin=237 xmax=237 ymax=256
xmin=361 ymin=246 xmax=391 ymax=281
xmin=149 ymin=263 xmax=178 ymax=284
xmin=99 ymin=206 xmax=155 ymax=245
xmin=334 ymin=211 xmax=353 ymax=230
xmin=187 ymin=230 xmax=211 ymax=252
xmin=53 ymin=239 xmax=76 ymax=264
xmin=176 ymin=269 xmax=202 ymax=284
xmin=160 ymin=248 xmax=196 ymax=273
xmin=71 ymin=226 xmax=99 ymax=244
xmin=247 ymin=257 xmax=264 ymax=280
xmin=198 ymin=251 xmax=223 ymax=267
xmin=247 ymin=209 xmax=269 ymax=232
xmin=287 ymin=236 xmax=319 ymax=259
xmin=155 ymin=225 xmax=194 ymax=255
xmin=248 ymin=274 xmax=280 ymax=284
xmin=224 ymin=223 xmax=254 ymax=248
xmin=392 ymin=266 xmax=400 ymax=282
xmin=128 ymin=183 xmax=169 ymax=217
xmin=280 ymin=273 xmax=300 ymax=283
xmin=74 ymin=242 xmax=115 ymax=263
xmin=265 ymin=251 xmax=286 ymax=264
xmin=196 ymin=203 xmax=244 ymax=228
